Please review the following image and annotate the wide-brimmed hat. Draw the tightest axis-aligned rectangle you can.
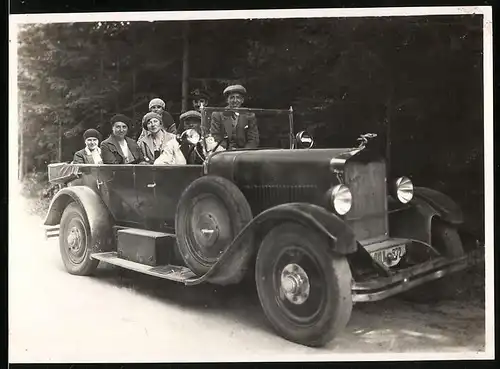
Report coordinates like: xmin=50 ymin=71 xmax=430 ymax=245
xmin=223 ymin=84 xmax=247 ymax=97
xmin=110 ymin=114 xmax=132 ymax=127
xmin=179 ymin=110 xmax=202 ymax=122
xmin=83 ymin=128 xmax=101 ymax=141
xmin=149 ymin=98 xmax=166 ymax=110
xmin=142 ymin=112 xmax=163 ymax=129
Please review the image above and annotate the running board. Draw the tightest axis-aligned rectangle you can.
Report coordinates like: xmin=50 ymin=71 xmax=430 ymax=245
xmin=91 ymin=252 xmax=197 ymax=283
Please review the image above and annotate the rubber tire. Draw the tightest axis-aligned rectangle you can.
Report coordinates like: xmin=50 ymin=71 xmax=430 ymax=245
xmin=402 ymin=220 xmax=465 ymax=302
xmin=175 ymin=175 xmax=253 ymax=276
xmin=59 ymin=202 xmax=99 ymax=275
xmin=255 ymin=222 xmax=353 ymax=347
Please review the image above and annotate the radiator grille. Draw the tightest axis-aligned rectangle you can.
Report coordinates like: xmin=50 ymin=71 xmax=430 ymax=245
xmin=242 ymin=184 xmax=318 ymax=214
xmin=344 ymin=160 xmax=388 ymax=241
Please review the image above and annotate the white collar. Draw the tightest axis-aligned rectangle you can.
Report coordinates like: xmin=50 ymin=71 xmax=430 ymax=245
xmin=85 ymin=146 xmax=101 ymax=156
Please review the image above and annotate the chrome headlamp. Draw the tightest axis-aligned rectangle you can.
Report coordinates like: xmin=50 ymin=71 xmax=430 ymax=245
xmin=395 ymin=176 xmax=414 ymax=203
xmin=185 ymin=129 xmax=200 ymax=145
xmin=331 ymin=184 xmax=352 ymax=215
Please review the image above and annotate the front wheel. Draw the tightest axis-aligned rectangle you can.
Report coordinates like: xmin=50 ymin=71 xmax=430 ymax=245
xmin=255 ymin=223 xmax=353 ymax=347
xmin=59 ymin=202 xmax=99 ymax=275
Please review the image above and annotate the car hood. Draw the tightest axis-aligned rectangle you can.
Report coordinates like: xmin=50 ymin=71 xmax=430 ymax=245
xmin=206 ymin=148 xmax=360 ymax=185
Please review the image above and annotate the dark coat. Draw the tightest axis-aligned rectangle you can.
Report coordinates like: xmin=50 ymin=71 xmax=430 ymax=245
xmin=162 ymin=111 xmax=177 ymax=134
xmin=100 ymin=135 xmax=145 ymax=164
xmin=210 ymin=109 xmax=259 ymax=149
xmin=72 ymin=147 xmax=102 ymax=164
xmin=200 ymin=112 xmax=212 ymax=136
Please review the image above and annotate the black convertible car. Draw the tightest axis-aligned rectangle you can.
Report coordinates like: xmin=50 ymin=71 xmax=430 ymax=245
xmin=43 ymin=106 xmax=483 ymax=347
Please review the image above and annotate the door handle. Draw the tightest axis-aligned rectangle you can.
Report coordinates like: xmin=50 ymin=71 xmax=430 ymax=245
xmin=96 ymin=180 xmax=103 ymax=189
xmin=147 ymin=182 xmax=156 ymax=188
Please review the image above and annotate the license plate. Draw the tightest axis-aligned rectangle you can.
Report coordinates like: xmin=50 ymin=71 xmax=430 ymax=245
xmin=370 ymin=244 xmax=406 ymax=267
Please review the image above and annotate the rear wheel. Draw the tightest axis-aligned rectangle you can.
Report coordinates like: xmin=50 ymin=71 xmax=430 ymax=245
xmin=255 ymin=223 xmax=352 ymax=347
xmin=59 ymin=202 xmax=99 ymax=275
xmin=403 ymin=220 xmax=465 ymax=302
xmin=175 ymin=176 xmax=253 ymax=276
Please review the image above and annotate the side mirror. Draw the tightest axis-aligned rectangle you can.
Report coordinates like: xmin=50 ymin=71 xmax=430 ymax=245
xmin=295 ymin=130 xmax=314 ymax=149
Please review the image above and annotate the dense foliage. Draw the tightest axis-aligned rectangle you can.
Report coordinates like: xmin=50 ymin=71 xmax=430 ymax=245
xmin=17 ymin=15 xmax=484 ymax=233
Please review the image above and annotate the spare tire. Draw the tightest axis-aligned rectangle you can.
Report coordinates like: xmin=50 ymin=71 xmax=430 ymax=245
xmin=175 ymin=175 xmax=253 ymax=276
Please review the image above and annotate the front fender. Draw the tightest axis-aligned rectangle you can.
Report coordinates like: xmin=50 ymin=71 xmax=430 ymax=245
xmin=44 ymin=186 xmax=114 ymax=252
xmin=413 ymin=187 xmax=463 ymax=224
xmin=389 ymin=187 xmax=463 ymax=245
xmin=252 ymin=203 xmax=357 ymax=255
xmin=187 ymin=202 xmax=357 ymax=286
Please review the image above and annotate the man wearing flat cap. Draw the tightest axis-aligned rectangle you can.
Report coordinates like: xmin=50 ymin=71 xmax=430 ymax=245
xmin=72 ymin=128 xmax=103 ymax=164
xmin=137 ymin=97 xmax=177 ymax=140
xmin=210 ymin=84 xmax=259 ymax=150
xmin=176 ymin=110 xmax=224 ymax=163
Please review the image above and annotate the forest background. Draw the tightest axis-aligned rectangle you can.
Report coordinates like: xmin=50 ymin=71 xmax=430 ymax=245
xmin=16 ymin=15 xmax=484 ymax=236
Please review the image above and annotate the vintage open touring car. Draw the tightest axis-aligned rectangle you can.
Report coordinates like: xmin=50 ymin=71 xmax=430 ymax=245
xmin=43 ymin=106 xmax=484 ymax=347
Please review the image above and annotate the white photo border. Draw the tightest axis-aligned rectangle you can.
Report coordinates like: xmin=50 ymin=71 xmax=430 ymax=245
xmin=8 ymin=6 xmax=494 ymax=362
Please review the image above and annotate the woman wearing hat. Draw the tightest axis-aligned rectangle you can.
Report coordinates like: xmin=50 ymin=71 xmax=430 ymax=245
xmin=101 ymin=114 xmax=146 ymax=164
xmin=137 ymin=98 xmax=177 ymax=141
xmin=72 ymin=128 xmax=103 ymax=164
xmin=210 ymin=84 xmax=259 ymax=150
xmin=138 ymin=111 xmax=185 ymax=165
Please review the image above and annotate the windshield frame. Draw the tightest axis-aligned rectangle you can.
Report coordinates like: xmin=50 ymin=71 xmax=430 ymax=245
xmin=200 ymin=106 xmax=295 ymax=149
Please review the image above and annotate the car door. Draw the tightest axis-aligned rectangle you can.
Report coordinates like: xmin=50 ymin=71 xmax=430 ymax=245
xmin=152 ymin=164 xmax=204 ymax=233
xmin=133 ymin=165 xmax=161 ymax=230
xmin=96 ymin=164 xmax=143 ymax=227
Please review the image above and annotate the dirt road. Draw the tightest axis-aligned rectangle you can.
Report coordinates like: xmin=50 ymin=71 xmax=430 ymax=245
xmin=9 ymin=193 xmax=486 ymax=362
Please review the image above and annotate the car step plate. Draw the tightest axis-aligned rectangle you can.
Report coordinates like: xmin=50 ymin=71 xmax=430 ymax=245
xmin=91 ymin=252 xmax=196 ymax=282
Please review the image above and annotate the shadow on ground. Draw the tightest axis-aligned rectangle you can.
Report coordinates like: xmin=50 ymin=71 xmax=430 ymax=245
xmin=92 ymin=264 xmax=485 ymax=352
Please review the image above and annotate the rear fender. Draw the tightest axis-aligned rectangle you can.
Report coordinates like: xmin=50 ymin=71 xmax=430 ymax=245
xmin=44 ymin=186 xmax=114 ymax=252
xmin=191 ymin=203 xmax=357 ymax=286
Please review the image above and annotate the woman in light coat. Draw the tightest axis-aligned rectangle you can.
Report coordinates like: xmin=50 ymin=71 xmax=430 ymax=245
xmin=138 ymin=112 xmax=186 ymax=165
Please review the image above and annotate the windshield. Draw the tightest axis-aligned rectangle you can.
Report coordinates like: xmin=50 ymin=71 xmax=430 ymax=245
xmin=200 ymin=106 xmax=294 ymax=149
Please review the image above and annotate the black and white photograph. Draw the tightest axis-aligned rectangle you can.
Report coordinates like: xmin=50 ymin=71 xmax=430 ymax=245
xmin=8 ymin=5 xmax=493 ymax=363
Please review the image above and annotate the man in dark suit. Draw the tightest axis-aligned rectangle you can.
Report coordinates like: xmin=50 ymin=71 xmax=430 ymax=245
xmin=209 ymin=84 xmax=259 ymax=150
xmin=72 ymin=129 xmax=103 ymax=164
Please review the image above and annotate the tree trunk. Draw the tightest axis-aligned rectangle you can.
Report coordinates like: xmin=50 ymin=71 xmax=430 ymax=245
xmin=385 ymin=91 xmax=393 ymax=176
xmin=116 ymin=56 xmax=120 ymax=112
xmin=181 ymin=23 xmax=190 ymax=112
xmin=99 ymin=36 xmax=104 ymax=129
xmin=18 ymin=102 xmax=24 ymax=180
xmin=58 ymin=119 xmax=62 ymax=162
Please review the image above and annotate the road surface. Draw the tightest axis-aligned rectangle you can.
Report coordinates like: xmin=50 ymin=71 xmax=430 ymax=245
xmin=9 ymin=193 xmax=486 ymax=362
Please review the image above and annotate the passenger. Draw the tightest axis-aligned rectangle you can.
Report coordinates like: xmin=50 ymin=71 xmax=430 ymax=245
xmin=101 ymin=114 xmax=147 ymax=164
xmin=138 ymin=112 xmax=185 ymax=165
xmin=190 ymin=89 xmax=211 ymax=136
xmin=178 ymin=110 xmax=224 ymax=155
xmin=176 ymin=110 xmax=222 ymax=164
xmin=137 ymin=98 xmax=176 ymax=140
xmin=72 ymin=128 xmax=103 ymax=164
xmin=178 ymin=110 xmax=202 ymax=133
xmin=210 ymin=84 xmax=259 ymax=150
